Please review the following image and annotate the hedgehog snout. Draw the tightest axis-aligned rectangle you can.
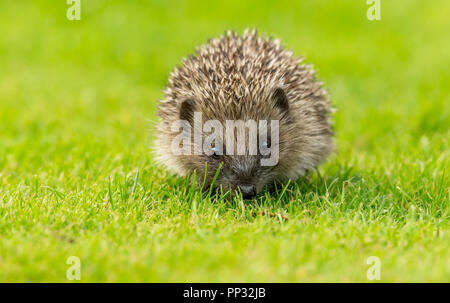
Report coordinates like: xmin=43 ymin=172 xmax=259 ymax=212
xmin=237 ymin=184 xmax=256 ymax=199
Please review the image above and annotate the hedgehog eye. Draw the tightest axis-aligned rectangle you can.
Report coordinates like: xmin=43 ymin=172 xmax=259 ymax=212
xmin=211 ymin=146 xmax=222 ymax=159
xmin=262 ymin=138 xmax=271 ymax=149
xmin=260 ymin=138 xmax=272 ymax=158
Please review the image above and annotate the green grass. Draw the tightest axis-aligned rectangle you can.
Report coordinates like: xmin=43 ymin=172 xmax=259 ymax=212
xmin=0 ymin=0 xmax=449 ymax=282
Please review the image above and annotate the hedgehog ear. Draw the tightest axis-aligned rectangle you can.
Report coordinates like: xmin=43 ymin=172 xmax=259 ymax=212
xmin=271 ymin=87 xmax=289 ymax=113
xmin=179 ymin=98 xmax=196 ymax=124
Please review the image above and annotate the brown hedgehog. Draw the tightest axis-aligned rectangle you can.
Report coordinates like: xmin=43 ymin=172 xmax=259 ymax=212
xmin=155 ymin=29 xmax=333 ymax=198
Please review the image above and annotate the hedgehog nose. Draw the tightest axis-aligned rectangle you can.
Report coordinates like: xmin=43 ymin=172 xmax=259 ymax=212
xmin=238 ymin=184 xmax=256 ymax=199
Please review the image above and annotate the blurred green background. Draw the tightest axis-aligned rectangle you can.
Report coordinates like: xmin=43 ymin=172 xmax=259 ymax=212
xmin=0 ymin=1 xmax=448 ymax=282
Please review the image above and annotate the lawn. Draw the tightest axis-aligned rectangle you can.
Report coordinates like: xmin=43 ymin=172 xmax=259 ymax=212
xmin=0 ymin=0 xmax=448 ymax=282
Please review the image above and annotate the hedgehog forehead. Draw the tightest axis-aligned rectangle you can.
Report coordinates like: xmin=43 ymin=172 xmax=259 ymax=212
xmin=196 ymin=94 xmax=277 ymax=122
xmin=178 ymin=60 xmax=273 ymax=106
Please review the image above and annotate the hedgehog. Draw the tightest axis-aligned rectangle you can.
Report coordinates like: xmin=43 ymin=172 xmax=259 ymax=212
xmin=155 ymin=29 xmax=333 ymax=198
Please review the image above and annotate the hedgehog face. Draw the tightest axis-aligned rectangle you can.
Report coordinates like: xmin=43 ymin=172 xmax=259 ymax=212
xmin=173 ymin=87 xmax=290 ymax=198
